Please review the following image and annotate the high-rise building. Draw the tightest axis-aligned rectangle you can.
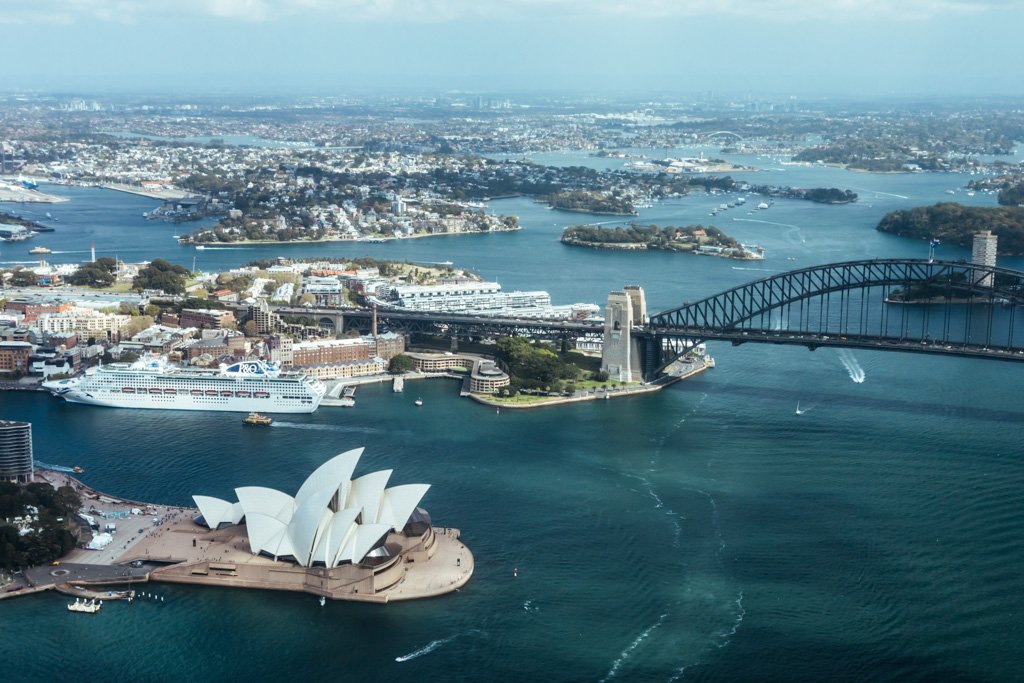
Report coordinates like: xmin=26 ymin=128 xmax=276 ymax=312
xmin=0 ymin=420 xmax=33 ymax=483
xmin=972 ymin=230 xmax=998 ymax=287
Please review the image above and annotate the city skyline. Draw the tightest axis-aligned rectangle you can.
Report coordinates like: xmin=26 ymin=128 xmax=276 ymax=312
xmin=2 ymin=0 xmax=1022 ymax=96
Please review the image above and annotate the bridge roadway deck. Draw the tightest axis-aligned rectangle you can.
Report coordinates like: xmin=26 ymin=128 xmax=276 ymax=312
xmin=663 ymin=328 xmax=1024 ymax=362
xmin=273 ymin=305 xmax=604 ymax=337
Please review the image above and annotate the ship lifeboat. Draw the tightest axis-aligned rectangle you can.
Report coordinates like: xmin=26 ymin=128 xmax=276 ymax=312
xmin=220 ymin=390 xmax=233 ymax=397
xmin=236 ymin=391 xmax=251 ymax=398
xmin=253 ymin=391 xmax=270 ymax=399
xmin=163 ymin=389 xmax=176 ymax=395
xmin=148 ymin=388 xmax=162 ymax=395
xmin=191 ymin=389 xmax=204 ymax=396
xmin=205 ymin=390 xmax=219 ymax=396
xmin=122 ymin=388 xmax=135 ymax=393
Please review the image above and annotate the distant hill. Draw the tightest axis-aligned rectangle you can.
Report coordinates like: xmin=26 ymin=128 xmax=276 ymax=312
xmin=876 ymin=203 xmax=1024 ymax=255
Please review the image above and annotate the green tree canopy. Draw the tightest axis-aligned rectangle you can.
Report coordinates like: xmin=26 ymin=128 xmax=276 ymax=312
xmin=388 ymin=354 xmax=414 ymax=374
xmin=133 ymin=259 xmax=190 ymax=294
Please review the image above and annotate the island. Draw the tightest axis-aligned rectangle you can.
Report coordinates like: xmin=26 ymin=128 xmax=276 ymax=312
xmin=876 ymin=202 xmax=1024 ymax=255
xmin=543 ymin=189 xmax=638 ymax=215
xmin=560 ymin=223 xmax=764 ymax=260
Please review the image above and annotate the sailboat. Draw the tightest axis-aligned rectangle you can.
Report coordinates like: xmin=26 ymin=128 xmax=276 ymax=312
xmin=795 ymin=402 xmax=804 ymax=415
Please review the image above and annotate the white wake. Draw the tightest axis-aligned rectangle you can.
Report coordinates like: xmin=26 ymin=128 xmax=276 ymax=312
xmin=837 ymin=349 xmax=866 ymax=383
xmin=599 ymin=614 xmax=668 ymax=682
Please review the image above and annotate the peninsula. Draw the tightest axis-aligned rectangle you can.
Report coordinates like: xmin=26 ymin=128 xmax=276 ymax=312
xmin=1 ymin=449 xmax=473 ymax=604
xmin=876 ymin=203 xmax=1024 ymax=255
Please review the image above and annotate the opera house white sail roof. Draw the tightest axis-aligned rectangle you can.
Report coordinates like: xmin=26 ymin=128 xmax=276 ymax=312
xmin=193 ymin=448 xmax=429 ymax=567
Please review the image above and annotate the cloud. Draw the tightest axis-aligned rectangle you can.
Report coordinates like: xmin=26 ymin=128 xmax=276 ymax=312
xmin=0 ymin=0 xmax=1018 ymax=24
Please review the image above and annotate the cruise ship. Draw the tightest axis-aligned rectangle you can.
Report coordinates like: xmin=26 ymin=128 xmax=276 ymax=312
xmin=43 ymin=358 xmax=326 ymax=413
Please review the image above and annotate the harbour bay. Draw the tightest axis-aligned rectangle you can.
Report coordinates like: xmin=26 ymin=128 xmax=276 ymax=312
xmin=2 ymin=159 xmax=1023 ymax=680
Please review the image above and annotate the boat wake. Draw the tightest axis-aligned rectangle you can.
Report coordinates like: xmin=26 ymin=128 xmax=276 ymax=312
xmin=715 ymin=591 xmax=746 ymax=648
xmin=731 ymin=217 xmax=799 ymax=229
xmin=666 ymin=592 xmax=747 ymax=682
xmin=271 ymin=421 xmax=380 ymax=434
xmin=730 ymin=266 xmax=774 ymax=272
xmin=847 ymin=186 xmax=908 ymax=200
xmin=523 ymin=599 xmax=539 ymax=613
xmin=395 ymin=630 xmax=481 ymax=662
xmin=599 ymin=614 xmax=668 ymax=682
xmin=836 ymin=349 xmax=866 ymax=383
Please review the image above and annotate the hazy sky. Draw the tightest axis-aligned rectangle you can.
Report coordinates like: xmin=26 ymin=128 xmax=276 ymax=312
xmin=4 ymin=0 xmax=1023 ymax=96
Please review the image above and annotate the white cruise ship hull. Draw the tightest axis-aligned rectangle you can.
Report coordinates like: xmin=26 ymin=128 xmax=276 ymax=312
xmin=46 ymin=359 xmax=325 ymax=414
xmin=59 ymin=390 xmax=318 ymax=413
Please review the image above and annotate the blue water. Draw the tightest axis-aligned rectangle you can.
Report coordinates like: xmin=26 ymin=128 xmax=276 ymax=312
xmin=2 ymin=158 xmax=1024 ymax=681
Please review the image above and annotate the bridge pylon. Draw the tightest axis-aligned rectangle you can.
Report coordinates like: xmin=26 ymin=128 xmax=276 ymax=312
xmin=601 ymin=286 xmax=647 ymax=382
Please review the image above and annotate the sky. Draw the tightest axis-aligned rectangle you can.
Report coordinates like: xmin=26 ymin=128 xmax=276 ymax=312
xmin=2 ymin=0 xmax=1023 ymax=97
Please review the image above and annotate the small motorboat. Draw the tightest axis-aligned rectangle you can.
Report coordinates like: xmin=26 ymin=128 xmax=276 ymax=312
xmin=242 ymin=412 xmax=273 ymax=426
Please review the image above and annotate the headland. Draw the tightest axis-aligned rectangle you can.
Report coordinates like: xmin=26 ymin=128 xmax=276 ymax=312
xmin=2 ymin=464 xmax=473 ymax=604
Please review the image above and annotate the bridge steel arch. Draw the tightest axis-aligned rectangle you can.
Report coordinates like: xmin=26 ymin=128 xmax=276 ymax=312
xmin=703 ymin=131 xmax=745 ymax=142
xmin=645 ymin=259 xmax=1024 ymax=375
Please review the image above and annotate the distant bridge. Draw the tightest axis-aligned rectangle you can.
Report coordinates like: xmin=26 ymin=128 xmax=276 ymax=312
xmin=702 ymin=131 xmax=745 ymax=143
xmin=270 ymin=259 xmax=1024 ymax=381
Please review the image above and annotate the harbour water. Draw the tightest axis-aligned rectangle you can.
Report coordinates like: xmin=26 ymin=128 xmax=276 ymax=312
xmin=2 ymin=158 xmax=1024 ymax=681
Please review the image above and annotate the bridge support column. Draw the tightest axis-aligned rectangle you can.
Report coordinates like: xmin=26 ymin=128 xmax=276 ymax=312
xmin=450 ymin=336 xmax=459 ymax=352
xmin=601 ymin=286 xmax=646 ymax=382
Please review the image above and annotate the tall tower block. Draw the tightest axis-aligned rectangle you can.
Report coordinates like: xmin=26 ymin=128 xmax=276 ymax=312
xmin=972 ymin=230 xmax=997 ymax=287
xmin=0 ymin=420 xmax=33 ymax=483
xmin=601 ymin=286 xmax=647 ymax=382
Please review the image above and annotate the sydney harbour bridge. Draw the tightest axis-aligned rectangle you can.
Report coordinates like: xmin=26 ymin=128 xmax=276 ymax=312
xmin=273 ymin=259 xmax=1024 ymax=382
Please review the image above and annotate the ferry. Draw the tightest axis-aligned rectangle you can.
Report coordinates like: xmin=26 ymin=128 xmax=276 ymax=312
xmin=68 ymin=598 xmax=101 ymax=614
xmin=242 ymin=412 xmax=273 ymax=426
xmin=43 ymin=357 xmax=325 ymax=414
xmin=30 ymin=246 xmax=52 ymax=254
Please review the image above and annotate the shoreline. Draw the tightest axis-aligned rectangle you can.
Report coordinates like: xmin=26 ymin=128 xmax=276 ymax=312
xmin=183 ymin=225 xmax=520 ymax=247
xmin=559 ymin=238 xmax=762 ymax=260
xmin=469 ymin=355 xmax=713 ymax=410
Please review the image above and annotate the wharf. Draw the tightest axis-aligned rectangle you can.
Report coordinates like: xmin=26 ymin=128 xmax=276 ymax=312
xmin=99 ymin=182 xmax=193 ymax=201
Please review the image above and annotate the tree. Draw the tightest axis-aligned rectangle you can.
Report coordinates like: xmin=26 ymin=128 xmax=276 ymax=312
xmin=133 ymin=259 xmax=189 ymax=294
xmin=9 ymin=269 xmax=37 ymax=287
xmin=121 ymin=316 xmax=155 ymax=336
xmin=66 ymin=260 xmax=115 ymax=288
xmin=243 ymin=321 xmax=259 ymax=337
xmin=388 ymin=354 xmax=414 ymax=374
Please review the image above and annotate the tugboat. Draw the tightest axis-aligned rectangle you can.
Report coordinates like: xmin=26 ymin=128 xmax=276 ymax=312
xmin=242 ymin=412 xmax=273 ymax=426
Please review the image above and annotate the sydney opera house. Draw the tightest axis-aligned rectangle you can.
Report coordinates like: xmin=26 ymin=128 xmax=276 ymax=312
xmin=148 ymin=447 xmax=473 ymax=602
